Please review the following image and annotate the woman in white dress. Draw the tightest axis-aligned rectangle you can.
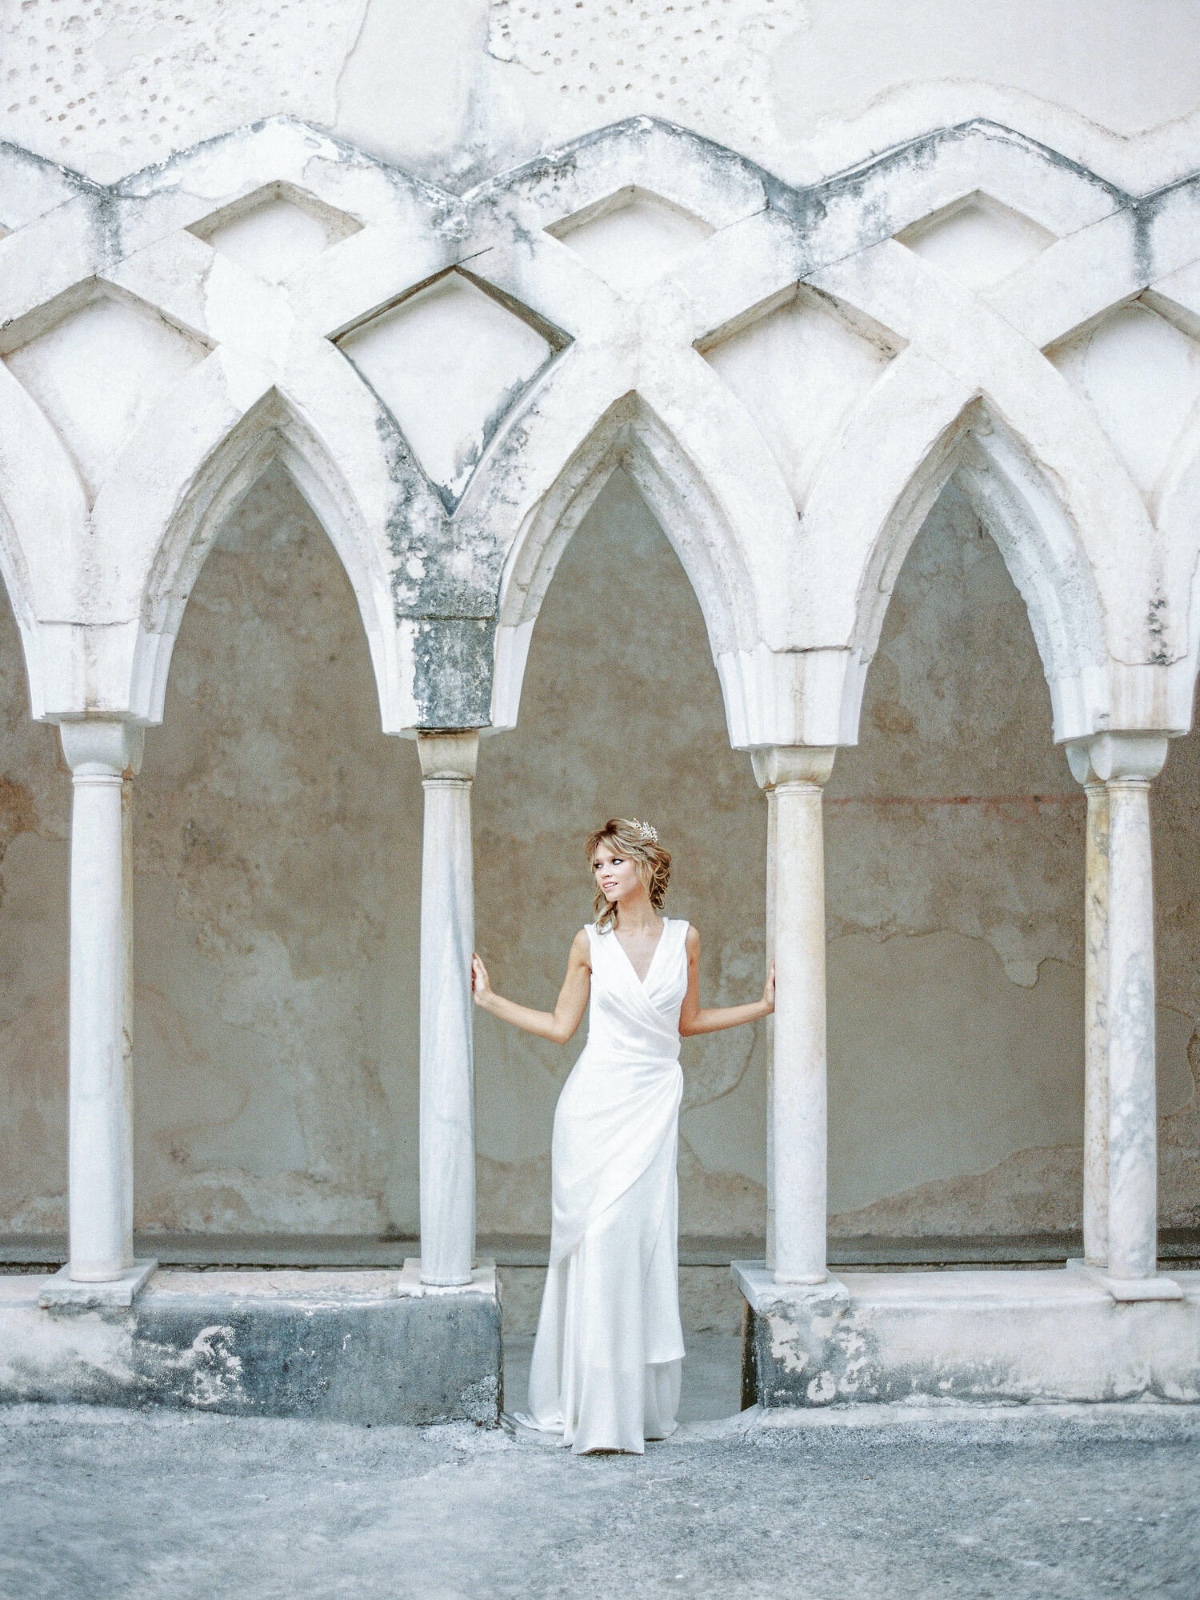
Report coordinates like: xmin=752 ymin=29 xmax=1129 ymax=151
xmin=471 ymin=817 xmax=774 ymax=1455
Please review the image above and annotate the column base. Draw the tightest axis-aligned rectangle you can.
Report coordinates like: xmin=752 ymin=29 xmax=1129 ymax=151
xmin=1066 ymin=1258 xmax=1185 ymax=1302
xmin=734 ymin=1261 xmax=851 ymax=1409
xmin=401 ymin=1259 xmax=494 ymax=1296
xmin=39 ymin=1259 xmax=158 ymax=1310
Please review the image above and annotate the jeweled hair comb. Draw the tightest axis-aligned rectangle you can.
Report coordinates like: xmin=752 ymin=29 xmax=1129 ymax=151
xmin=628 ymin=818 xmax=659 ymax=844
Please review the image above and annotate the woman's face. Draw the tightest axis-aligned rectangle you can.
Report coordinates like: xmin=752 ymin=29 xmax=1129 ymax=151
xmin=592 ymin=841 xmax=643 ymax=905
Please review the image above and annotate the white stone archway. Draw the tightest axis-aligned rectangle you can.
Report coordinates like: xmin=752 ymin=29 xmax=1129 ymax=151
xmin=491 ymin=390 xmax=763 ymax=741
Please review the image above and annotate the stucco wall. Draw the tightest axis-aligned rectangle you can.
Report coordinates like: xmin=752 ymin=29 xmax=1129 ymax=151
xmin=0 ymin=461 xmax=1196 ymax=1240
xmin=7 ymin=0 xmax=1200 ymax=189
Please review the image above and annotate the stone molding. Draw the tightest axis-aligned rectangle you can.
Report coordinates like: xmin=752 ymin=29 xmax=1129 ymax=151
xmin=58 ymin=718 xmax=145 ymax=778
xmin=1087 ymin=731 xmax=1170 ymax=784
xmin=416 ymin=729 xmax=480 ymax=783
xmin=751 ymin=745 xmax=837 ymax=791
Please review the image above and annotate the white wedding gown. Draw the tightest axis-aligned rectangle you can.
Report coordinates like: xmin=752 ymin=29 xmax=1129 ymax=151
xmin=516 ymin=917 xmax=689 ymax=1454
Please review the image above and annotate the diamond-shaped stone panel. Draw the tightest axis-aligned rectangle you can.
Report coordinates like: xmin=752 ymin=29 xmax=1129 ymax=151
xmin=189 ymin=182 xmax=362 ymax=285
xmin=703 ymin=287 xmax=901 ymax=510
xmin=546 ymin=185 xmax=714 ymax=292
xmin=336 ymin=271 xmax=556 ymax=505
xmin=1049 ymin=297 xmax=1200 ymax=501
xmin=897 ymin=193 xmax=1055 ymax=291
xmin=3 ymin=290 xmax=208 ymax=501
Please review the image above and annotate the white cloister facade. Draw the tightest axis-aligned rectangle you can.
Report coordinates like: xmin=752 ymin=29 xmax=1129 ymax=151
xmin=3 ymin=110 xmax=1200 ymax=1365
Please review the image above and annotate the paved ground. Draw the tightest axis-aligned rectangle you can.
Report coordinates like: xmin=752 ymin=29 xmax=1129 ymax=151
xmin=2 ymin=1396 xmax=1198 ymax=1599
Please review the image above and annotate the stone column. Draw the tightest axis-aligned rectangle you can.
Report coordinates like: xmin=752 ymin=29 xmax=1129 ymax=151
xmin=753 ymin=746 xmax=836 ymax=1285
xmin=59 ymin=720 xmax=143 ymax=1283
xmin=1066 ymin=741 xmax=1110 ymax=1268
xmin=763 ymin=778 xmax=778 ymax=1272
xmin=1089 ymin=732 xmax=1168 ymax=1282
xmin=417 ymin=731 xmax=479 ymax=1287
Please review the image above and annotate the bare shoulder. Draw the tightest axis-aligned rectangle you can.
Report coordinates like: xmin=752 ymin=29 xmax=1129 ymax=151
xmin=569 ymin=926 xmax=593 ymax=967
xmin=684 ymin=924 xmax=701 ymax=957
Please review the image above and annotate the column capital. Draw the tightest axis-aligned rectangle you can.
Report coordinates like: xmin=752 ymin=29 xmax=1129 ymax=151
xmin=1082 ymin=732 xmax=1169 ymax=785
xmin=417 ymin=730 xmax=479 ymax=783
xmin=1064 ymin=739 xmax=1101 ymax=788
xmin=59 ymin=718 xmax=144 ymax=778
xmin=751 ymin=745 xmax=836 ymax=792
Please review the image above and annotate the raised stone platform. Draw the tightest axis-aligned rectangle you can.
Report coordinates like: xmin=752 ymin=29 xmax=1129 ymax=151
xmin=1 ymin=1262 xmax=500 ymax=1425
xmin=734 ymin=1262 xmax=1200 ymax=1408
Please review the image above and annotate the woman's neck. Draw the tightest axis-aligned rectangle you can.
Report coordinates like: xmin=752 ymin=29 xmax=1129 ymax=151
xmin=615 ymin=899 xmax=661 ymax=934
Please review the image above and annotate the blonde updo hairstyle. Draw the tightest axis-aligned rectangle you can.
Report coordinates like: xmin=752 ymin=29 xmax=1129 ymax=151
xmin=586 ymin=818 xmax=672 ymax=932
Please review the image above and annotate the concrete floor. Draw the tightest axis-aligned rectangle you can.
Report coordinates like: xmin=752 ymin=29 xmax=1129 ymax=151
xmin=2 ymin=1401 xmax=1198 ymax=1599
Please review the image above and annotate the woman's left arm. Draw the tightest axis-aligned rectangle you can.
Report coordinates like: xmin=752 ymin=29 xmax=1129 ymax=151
xmin=678 ymin=926 xmax=774 ymax=1037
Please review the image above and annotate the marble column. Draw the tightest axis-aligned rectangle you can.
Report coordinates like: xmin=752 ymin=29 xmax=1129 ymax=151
xmin=417 ymin=731 xmax=479 ymax=1288
xmin=59 ymin=719 xmax=143 ymax=1283
xmin=1089 ymin=732 xmax=1168 ymax=1282
xmin=1066 ymin=741 xmax=1111 ymax=1268
xmin=763 ymin=777 xmax=778 ymax=1272
xmin=753 ymin=746 xmax=836 ymax=1285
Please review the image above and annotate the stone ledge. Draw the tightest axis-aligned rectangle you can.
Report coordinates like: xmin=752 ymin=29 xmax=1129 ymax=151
xmin=735 ymin=1262 xmax=1200 ymax=1409
xmin=6 ymin=1267 xmax=501 ymax=1425
xmin=38 ymin=1259 xmax=158 ymax=1311
xmin=17 ymin=1230 xmax=1200 ymax=1270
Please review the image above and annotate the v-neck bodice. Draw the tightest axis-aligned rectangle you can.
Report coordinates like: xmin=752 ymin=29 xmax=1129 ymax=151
xmin=583 ymin=917 xmax=689 ymax=1063
xmin=613 ymin=922 xmax=666 ymax=987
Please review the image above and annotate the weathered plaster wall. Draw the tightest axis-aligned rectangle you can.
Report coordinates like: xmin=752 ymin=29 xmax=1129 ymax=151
xmin=0 ymin=466 xmax=1198 ymax=1240
xmin=0 ymin=602 xmax=69 ymax=1232
xmin=6 ymin=0 xmax=1200 ymax=189
xmin=132 ymin=463 xmax=421 ymax=1235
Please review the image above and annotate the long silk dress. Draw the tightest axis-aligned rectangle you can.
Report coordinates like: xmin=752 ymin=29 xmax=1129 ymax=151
xmin=516 ymin=917 xmax=689 ymax=1454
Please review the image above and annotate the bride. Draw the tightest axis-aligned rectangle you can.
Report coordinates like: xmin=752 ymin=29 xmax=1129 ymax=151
xmin=471 ymin=817 xmax=774 ymax=1455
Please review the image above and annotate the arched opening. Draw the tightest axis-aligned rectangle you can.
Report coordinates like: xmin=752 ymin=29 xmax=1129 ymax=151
xmin=841 ymin=404 xmax=1110 ymax=749
xmin=475 ymin=466 xmax=765 ymax=1420
xmin=132 ymin=461 xmax=423 ymax=1242
xmin=492 ymin=391 xmax=772 ymax=738
xmin=825 ymin=476 xmax=1193 ymax=1247
xmin=0 ymin=579 xmax=69 ymax=1242
xmin=134 ymin=387 xmax=406 ymax=733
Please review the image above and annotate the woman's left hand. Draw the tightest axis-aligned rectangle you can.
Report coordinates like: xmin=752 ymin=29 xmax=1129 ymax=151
xmin=762 ymin=960 xmax=775 ymax=1015
xmin=471 ymin=953 xmax=493 ymax=1008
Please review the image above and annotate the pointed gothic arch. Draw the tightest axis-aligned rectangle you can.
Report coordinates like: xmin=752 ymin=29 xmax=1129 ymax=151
xmin=823 ymin=395 xmax=1111 ymax=747
xmin=131 ymin=386 xmax=405 ymax=732
xmin=490 ymin=391 xmax=763 ymax=740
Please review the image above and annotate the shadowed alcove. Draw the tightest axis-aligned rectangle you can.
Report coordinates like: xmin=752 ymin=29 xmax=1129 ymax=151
xmin=0 ymin=582 xmax=70 ymax=1235
xmin=132 ymin=462 xmax=423 ymax=1238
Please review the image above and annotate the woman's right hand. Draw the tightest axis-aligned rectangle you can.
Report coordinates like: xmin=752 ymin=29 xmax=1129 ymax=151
xmin=762 ymin=959 xmax=775 ymax=1015
xmin=471 ymin=953 xmax=493 ymax=1008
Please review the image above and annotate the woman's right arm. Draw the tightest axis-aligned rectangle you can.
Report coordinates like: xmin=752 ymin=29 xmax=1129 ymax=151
xmin=471 ymin=929 xmax=591 ymax=1045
